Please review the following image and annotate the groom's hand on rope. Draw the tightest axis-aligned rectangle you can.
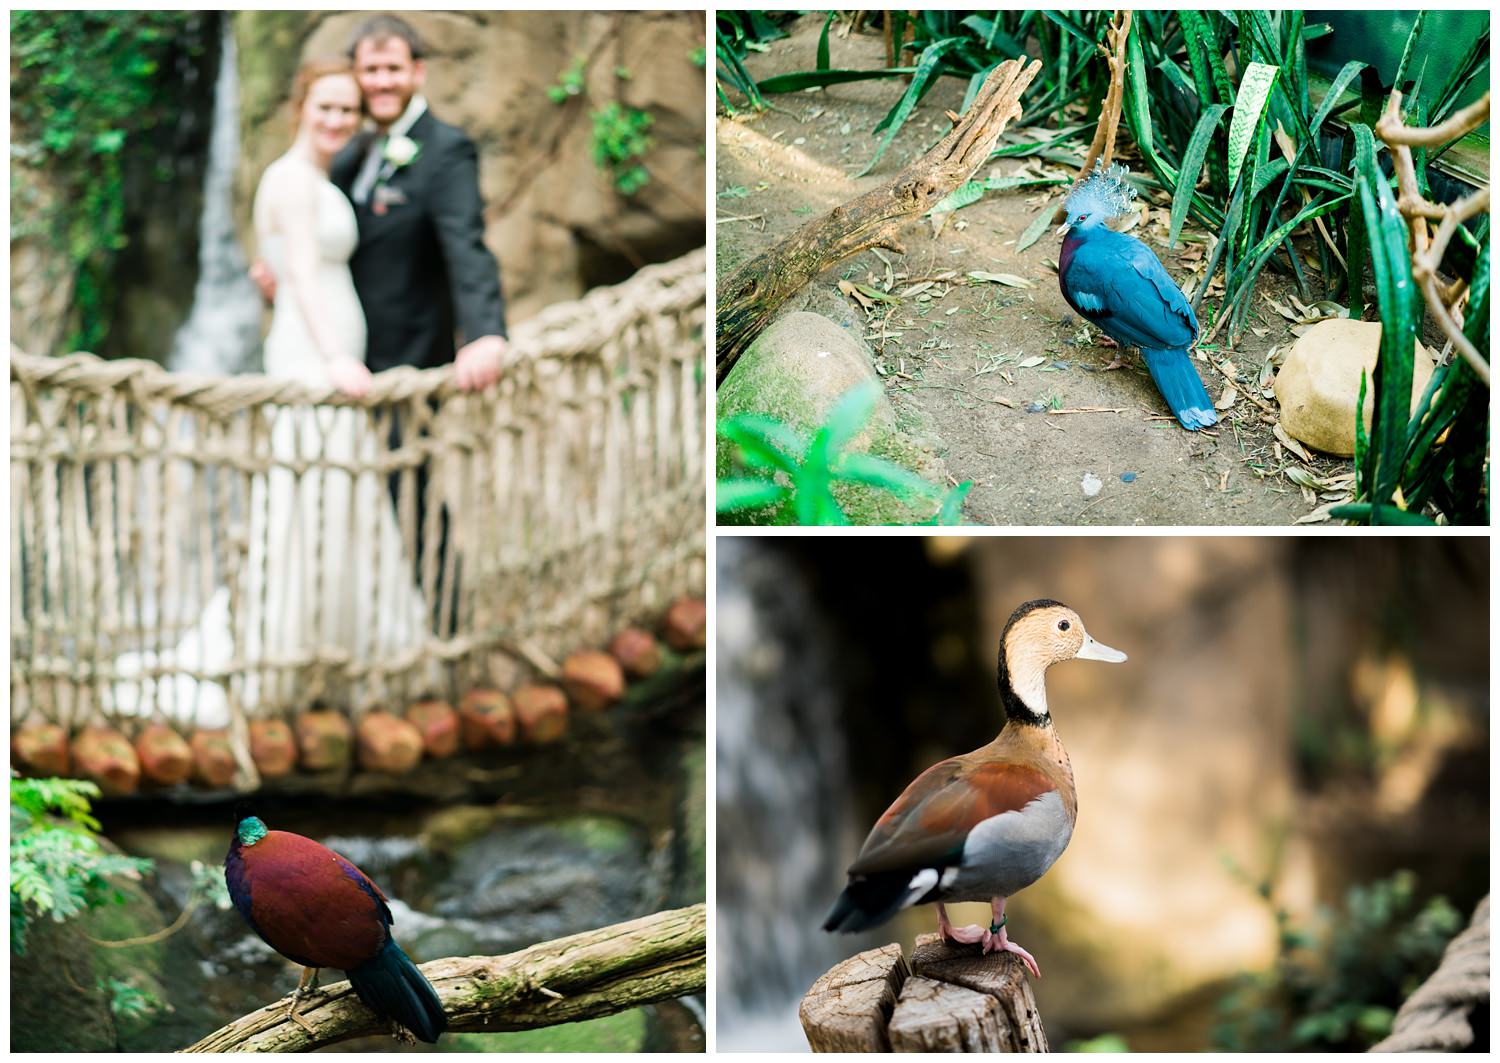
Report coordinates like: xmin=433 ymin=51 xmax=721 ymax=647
xmin=328 ymin=356 xmax=374 ymax=399
xmin=455 ymin=335 xmax=507 ymax=391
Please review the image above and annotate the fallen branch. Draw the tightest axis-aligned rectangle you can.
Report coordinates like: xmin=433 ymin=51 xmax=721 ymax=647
xmin=180 ymin=903 xmax=705 ymax=1052
xmin=715 ymin=56 xmax=1042 ymax=382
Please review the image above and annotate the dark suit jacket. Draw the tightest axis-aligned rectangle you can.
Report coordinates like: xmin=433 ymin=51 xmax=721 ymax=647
xmin=331 ymin=109 xmax=506 ymax=373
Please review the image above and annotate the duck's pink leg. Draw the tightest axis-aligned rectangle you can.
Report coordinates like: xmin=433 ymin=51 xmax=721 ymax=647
xmin=935 ymin=902 xmax=992 ymax=947
xmin=981 ymin=897 xmax=1041 ymax=978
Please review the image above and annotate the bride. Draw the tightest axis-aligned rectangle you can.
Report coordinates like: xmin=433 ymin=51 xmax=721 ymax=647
xmin=113 ymin=60 xmax=430 ymax=726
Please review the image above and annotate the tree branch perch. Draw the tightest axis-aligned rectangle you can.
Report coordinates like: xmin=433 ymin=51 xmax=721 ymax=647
xmin=180 ymin=903 xmax=705 ymax=1052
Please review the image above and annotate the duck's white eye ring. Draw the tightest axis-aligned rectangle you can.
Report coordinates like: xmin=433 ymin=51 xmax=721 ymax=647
xmin=1058 ymin=620 xmax=1071 ymax=632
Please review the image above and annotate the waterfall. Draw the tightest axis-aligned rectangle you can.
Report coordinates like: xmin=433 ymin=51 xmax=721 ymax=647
xmin=716 ymin=540 xmax=865 ymax=1051
xmin=168 ymin=17 xmax=262 ymax=375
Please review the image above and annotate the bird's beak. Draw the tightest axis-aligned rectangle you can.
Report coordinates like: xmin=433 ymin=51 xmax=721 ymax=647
xmin=1057 ymin=221 xmax=1072 ymax=237
xmin=1076 ymin=633 xmax=1127 ymax=663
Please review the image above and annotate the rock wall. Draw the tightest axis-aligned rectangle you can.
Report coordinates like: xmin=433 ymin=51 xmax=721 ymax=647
xmin=234 ymin=10 xmax=706 ymax=324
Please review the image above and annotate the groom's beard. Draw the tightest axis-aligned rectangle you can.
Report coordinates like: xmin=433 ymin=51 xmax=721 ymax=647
xmin=367 ymin=88 xmax=414 ymax=131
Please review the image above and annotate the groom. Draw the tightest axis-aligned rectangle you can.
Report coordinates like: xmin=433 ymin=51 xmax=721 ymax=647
xmin=334 ymin=14 xmax=507 ymax=388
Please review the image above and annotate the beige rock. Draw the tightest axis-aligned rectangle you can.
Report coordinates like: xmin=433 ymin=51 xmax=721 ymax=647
xmin=1274 ymin=318 xmax=1435 ymax=457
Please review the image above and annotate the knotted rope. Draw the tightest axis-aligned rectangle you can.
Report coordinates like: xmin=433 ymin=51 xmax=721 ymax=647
xmin=10 ymin=248 xmax=706 ymax=732
xmin=1369 ymin=894 xmax=1489 ymax=1052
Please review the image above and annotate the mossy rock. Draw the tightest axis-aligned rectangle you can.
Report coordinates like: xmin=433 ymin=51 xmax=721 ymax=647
xmin=11 ymin=860 xmax=172 ymax=1051
xmin=550 ymin=814 xmax=639 ymax=856
xmin=718 ymin=311 xmax=951 ymax=525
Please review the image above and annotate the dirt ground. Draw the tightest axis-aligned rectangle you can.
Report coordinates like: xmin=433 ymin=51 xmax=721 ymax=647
xmin=717 ymin=18 xmax=1372 ymax=526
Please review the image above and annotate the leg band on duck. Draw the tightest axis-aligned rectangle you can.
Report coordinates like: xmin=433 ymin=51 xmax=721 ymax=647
xmin=990 ymin=915 xmax=1007 ymax=933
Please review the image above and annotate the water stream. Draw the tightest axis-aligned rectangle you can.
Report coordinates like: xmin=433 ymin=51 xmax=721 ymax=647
xmin=167 ymin=18 xmax=262 ymax=377
xmin=716 ymin=540 xmax=864 ymax=1051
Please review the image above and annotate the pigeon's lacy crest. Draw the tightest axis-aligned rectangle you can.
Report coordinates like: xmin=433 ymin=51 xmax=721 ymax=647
xmin=1064 ymin=161 xmax=1137 ymax=221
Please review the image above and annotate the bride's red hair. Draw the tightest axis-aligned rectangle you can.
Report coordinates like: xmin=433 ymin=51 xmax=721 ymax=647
xmin=288 ymin=58 xmax=361 ymax=131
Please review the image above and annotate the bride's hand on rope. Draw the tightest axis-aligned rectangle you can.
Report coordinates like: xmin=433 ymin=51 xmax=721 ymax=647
xmin=327 ymin=355 xmax=374 ymax=399
xmin=454 ymin=334 xmax=507 ymax=391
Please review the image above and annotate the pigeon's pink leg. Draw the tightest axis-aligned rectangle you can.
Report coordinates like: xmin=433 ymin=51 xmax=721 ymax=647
xmin=1093 ymin=333 xmax=1129 ymax=370
xmin=980 ymin=897 xmax=1041 ymax=978
xmin=935 ymin=902 xmax=992 ymax=947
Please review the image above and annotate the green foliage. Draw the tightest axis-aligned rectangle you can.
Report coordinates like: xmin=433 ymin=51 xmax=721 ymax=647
xmin=10 ymin=10 xmax=208 ymax=353
xmin=1066 ymin=1033 xmax=1131 ymax=1052
xmin=1330 ymin=144 xmax=1489 ymax=525
xmin=100 ymin=975 xmax=164 ymax=1024
xmin=10 ymin=776 xmax=154 ymax=955
xmin=591 ymin=102 xmax=654 ymax=196
xmin=717 ymin=381 xmax=971 ymax=525
xmin=1214 ymin=869 xmax=1464 ymax=1051
xmin=546 ymin=53 xmax=587 ymax=103
xmin=715 ymin=11 xmax=793 ymax=113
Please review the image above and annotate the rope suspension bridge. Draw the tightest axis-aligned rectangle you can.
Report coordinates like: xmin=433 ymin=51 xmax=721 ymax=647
xmin=10 ymin=248 xmax=706 ymax=792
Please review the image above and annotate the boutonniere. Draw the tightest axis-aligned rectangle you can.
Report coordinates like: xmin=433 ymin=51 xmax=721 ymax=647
xmin=383 ymin=135 xmax=421 ymax=170
xmin=372 ymin=135 xmax=421 ymax=215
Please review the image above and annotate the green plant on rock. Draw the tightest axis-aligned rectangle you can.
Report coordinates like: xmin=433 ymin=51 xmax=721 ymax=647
xmin=718 ymin=381 xmax=971 ymax=525
xmin=9 ymin=775 xmax=154 ymax=955
xmin=547 ymin=53 xmax=587 ymax=103
xmin=10 ymin=10 xmax=209 ymax=354
xmin=1213 ymin=869 xmax=1463 ymax=1051
xmin=592 ymin=102 xmax=654 ymax=196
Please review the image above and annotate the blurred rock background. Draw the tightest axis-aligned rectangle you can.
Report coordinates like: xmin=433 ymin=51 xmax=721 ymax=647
xmin=717 ymin=537 xmax=1488 ymax=1050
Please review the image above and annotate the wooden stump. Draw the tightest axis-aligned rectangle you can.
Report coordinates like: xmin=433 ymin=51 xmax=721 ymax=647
xmin=799 ymin=943 xmax=909 ymax=1051
xmin=801 ymin=935 xmax=1047 ymax=1053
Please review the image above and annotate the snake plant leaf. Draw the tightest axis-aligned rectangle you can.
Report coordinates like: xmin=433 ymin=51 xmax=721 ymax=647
xmin=1355 ymin=159 xmax=1417 ymax=512
xmin=1228 ymin=61 xmax=1281 ymax=191
xmin=1169 ymin=103 xmax=1230 ymax=247
xmin=1308 ymin=60 xmax=1367 ymax=141
xmin=858 ymin=36 xmax=964 ymax=177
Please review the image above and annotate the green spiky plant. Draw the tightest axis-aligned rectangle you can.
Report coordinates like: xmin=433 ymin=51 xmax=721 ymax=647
xmin=717 ymin=381 xmax=970 ymax=525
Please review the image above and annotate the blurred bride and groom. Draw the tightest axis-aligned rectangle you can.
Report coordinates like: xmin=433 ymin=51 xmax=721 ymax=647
xmin=116 ymin=15 xmax=503 ymax=722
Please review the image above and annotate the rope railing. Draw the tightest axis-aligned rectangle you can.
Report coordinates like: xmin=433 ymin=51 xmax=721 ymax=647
xmin=10 ymin=248 xmax=706 ymax=749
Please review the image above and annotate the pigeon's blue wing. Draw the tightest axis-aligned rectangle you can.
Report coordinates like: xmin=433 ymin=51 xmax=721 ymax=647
xmin=1062 ymin=231 xmax=1197 ymax=351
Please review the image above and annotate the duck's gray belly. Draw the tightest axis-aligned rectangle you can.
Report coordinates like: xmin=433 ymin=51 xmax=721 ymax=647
xmin=943 ymin=789 xmax=1073 ymax=901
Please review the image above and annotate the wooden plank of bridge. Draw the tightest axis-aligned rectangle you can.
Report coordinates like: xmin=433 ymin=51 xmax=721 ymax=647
xmin=800 ymin=934 xmax=1047 ymax=1053
xmin=798 ymin=942 xmax=908 ymax=1052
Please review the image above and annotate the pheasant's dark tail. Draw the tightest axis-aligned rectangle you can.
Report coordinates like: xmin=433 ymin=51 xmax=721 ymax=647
xmin=823 ymin=870 xmax=929 ymax=934
xmin=1141 ymin=348 xmax=1217 ymax=430
xmin=346 ymin=939 xmax=446 ymax=1043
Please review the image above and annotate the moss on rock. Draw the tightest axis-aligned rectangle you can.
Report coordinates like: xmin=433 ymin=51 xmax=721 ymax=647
xmin=718 ymin=311 xmax=951 ymax=525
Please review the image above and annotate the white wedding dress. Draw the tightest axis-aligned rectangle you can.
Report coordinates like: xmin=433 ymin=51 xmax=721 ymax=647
xmin=111 ymin=153 xmax=430 ymax=727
